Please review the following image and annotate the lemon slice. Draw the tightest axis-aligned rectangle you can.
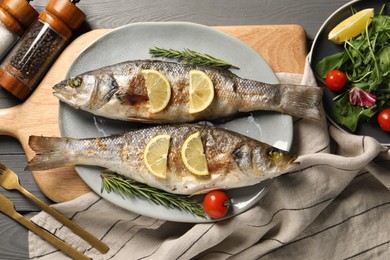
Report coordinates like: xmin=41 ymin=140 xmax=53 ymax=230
xmin=142 ymin=69 xmax=171 ymax=113
xmin=144 ymin=134 xmax=171 ymax=178
xmin=181 ymin=132 xmax=209 ymax=176
xmin=328 ymin=8 xmax=374 ymax=44
xmin=189 ymin=70 xmax=214 ymax=113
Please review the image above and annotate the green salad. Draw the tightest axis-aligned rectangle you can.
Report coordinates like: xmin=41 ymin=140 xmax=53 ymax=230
xmin=316 ymin=7 xmax=390 ymax=132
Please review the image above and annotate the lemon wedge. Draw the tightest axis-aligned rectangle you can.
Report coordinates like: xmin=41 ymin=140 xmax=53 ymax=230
xmin=144 ymin=134 xmax=171 ymax=178
xmin=181 ymin=132 xmax=209 ymax=176
xmin=188 ymin=70 xmax=214 ymax=113
xmin=328 ymin=8 xmax=374 ymax=44
xmin=142 ymin=69 xmax=171 ymax=113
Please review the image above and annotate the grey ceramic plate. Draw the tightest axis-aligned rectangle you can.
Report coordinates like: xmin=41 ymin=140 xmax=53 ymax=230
xmin=309 ymin=0 xmax=390 ymax=146
xmin=59 ymin=22 xmax=293 ymax=222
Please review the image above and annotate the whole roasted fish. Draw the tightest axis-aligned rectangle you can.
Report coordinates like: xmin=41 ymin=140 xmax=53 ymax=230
xmin=54 ymin=60 xmax=322 ymax=123
xmin=26 ymin=124 xmax=299 ymax=195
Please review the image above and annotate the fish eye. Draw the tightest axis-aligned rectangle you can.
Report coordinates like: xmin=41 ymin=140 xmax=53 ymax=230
xmin=67 ymin=77 xmax=82 ymax=88
xmin=267 ymin=148 xmax=282 ymax=160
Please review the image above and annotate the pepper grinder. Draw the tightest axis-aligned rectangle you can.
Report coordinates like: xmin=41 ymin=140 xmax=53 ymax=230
xmin=0 ymin=0 xmax=38 ymax=61
xmin=0 ymin=0 xmax=85 ymax=100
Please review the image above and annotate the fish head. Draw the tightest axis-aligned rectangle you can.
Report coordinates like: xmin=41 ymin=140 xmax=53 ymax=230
xmin=253 ymin=145 xmax=299 ymax=177
xmin=53 ymin=75 xmax=96 ymax=108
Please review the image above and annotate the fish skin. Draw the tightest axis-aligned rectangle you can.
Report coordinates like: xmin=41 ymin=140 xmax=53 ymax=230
xmin=26 ymin=124 xmax=299 ymax=195
xmin=53 ymin=60 xmax=323 ymax=123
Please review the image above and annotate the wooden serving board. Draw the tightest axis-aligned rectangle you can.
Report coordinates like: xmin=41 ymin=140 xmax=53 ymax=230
xmin=0 ymin=25 xmax=307 ymax=203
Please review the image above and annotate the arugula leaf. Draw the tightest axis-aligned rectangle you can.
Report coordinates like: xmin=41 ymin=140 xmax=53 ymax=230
xmin=331 ymin=94 xmax=377 ymax=132
xmin=316 ymin=52 xmax=347 ymax=78
xmin=378 ymin=45 xmax=390 ymax=75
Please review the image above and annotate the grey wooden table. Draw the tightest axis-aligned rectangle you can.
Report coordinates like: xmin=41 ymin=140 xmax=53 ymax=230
xmin=0 ymin=0 xmax=351 ymax=258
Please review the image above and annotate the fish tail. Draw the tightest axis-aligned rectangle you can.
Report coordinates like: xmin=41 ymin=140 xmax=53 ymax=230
xmin=280 ymin=84 xmax=323 ymax=120
xmin=26 ymin=136 xmax=71 ymax=171
xmin=236 ymin=79 xmax=323 ymax=120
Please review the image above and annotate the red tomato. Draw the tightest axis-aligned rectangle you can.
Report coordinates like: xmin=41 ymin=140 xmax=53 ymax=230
xmin=325 ymin=69 xmax=347 ymax=91
xmin=378 ymin=108 xmax=390 ymax=132
xmin=203 ymin=190 xmax=230 ymax=219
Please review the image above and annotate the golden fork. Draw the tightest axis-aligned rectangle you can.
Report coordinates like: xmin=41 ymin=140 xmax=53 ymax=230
xmin=0 ymin=193 xmax=90 ymax=260
xmin=0 ymin=163 xmax=109 ymax=254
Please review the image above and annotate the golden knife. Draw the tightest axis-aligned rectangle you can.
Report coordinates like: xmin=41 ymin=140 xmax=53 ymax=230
xmin=0 ymin=193 xmax=90 ymax=260
xmin=0 ymin=163 xmax=109 ymax=254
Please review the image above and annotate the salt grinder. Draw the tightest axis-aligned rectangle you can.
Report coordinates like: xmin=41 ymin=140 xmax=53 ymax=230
xmin=0 ymin=0 xmax=85 ymax=100
xmin=0 ymin=0 xmax=38 ymax=61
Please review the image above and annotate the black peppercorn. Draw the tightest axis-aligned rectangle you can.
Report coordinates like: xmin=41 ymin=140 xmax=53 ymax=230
xmin=0 ymin=0 xmax=85 ymax=100
xmin=9 ymin=21 xmax=63 ymax=81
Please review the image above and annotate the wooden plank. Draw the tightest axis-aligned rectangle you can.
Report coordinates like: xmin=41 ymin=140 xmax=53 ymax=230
xmin=0 ymin=213 xmax=35 ymax=260
xmin=28 ymin=0 xmax=351 ymax=40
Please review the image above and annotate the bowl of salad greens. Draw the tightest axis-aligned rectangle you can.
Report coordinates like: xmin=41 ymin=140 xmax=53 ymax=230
xmin=309 ymin=0 xmax=390 ymax=146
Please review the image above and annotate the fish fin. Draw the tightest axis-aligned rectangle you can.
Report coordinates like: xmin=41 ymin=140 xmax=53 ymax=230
xmin=127 ymin=117 xmax=160 ymax=124
xmin=281 ymin=84 xmax=323 ymax=121
xmin=237 ymin=79 xmax=323 ymax=121
xmin=189 ymin=188 xmax=221 ymax=196
xmin=25 ymin=136 xmax=70 ymax=171
xmin=100 ymin=168 xmax=117 ymax=175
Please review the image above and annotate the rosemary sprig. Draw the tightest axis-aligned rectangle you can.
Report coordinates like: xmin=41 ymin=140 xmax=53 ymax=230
xmin=149 ymin=47 xmax=239 ymax=69
xmin=100 ymin=173 xmax=206 ymax=218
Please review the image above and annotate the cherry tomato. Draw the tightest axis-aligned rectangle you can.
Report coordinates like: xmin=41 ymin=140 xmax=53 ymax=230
xmin=203 ymin=190 xmax=230 ymax=219
xmin=325 ymin=69 xmax=347 ymax=91
xmin=378 ymin=108 xmax=390 ymax=132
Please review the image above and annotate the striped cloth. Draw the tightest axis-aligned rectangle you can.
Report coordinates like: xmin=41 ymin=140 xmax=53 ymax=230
xmin=29 ymin=59 xmax=390 ymax=259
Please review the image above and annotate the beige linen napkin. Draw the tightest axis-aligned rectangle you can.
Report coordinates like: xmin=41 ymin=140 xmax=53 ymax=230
xmin=29 ymin=59 xmax=390 ymax=259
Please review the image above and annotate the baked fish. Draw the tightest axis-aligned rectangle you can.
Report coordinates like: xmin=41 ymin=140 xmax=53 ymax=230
xmin=26 ymin=124 xmax=299 ymax=195
xmin=53 ymin=60 xmax=322 ymax=123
